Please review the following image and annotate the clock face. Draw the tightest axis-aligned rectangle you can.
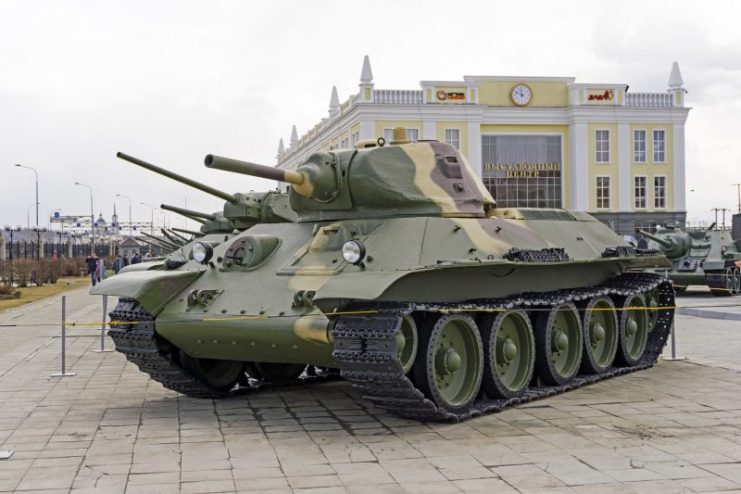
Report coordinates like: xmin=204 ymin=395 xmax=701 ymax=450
xmin=511 ymin=84 xmax=532 ymax=106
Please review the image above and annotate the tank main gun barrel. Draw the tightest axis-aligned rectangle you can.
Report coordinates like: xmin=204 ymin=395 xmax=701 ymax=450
xmin=161 ymin=229 xmax=186 ymax=246
xmin=142 ymin=231 xmax=180 ymax=250
xmin=160 ymin=204 xmax=215 ymax=222
xmin=165 ymin=229 xmax=190 ymax=243
xmin=204 ymin=155 xmax=305 ymax=186
xmin=638 ymin=230 xmax=673 ymax=249
xmin=117 ymin=152 xmax=238 ymax=203
xmin=172 ymin=227 xmax=202 ymax=237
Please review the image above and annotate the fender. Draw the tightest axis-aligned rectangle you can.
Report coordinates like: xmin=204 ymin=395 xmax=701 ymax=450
xmin=91 ymin=269 xmax=203 ymax=316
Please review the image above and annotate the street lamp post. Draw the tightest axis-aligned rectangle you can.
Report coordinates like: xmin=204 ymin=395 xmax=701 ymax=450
xmin=74 ymin=182 xmax=95 ymax=255
xmin=4 ymin=226 xmax=22 ymax=262
xmin=116 ymin=194 xmax=132 ymax=237
xmin=15 ymin=164 xmax=39 ymax=227
xmin=26 ymin=203 xmax=37 ymax=229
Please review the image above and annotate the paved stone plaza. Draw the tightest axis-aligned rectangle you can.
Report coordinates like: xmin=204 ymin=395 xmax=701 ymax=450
xmin=1 ymin=288 xmax=740 ymax=493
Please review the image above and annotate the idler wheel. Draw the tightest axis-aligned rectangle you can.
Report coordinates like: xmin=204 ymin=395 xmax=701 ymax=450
xmin=733 ymin=267 xmax=741 ymax=294
xmin=396 ymin=315 xmax=419 ymax=375
xmin=615 ymin=293 xmax=649 ymax=365
xmin=579 ymin=297 xmax=618 ymax=374
xmin=534 ymin=303 xmax=583 ymax=385
xmin=413 ymin=314 xmax=483 ymax=412
xmin=179 ymin=353 xmax=245 ymax=393
xmin=481 ymin=309 xmax=535 ymax=398
xmin=250 ymin=363 xmax=306 ymax=383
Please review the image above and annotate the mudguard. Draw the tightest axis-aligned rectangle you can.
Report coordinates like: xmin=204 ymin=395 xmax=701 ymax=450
xmin=91 ymin=270 xmax=203 ymax=315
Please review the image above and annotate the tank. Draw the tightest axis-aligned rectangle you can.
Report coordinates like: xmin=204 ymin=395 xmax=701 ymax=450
xmin=114 ymin=153 xmax=298 ymax=274
xmin=639 ymin=223 xmax=741 ymax=296
xmin=95 ymin=129 xmax=676 ymax=422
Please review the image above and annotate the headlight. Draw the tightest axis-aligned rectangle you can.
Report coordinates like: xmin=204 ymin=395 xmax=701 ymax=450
xmin=192 ymin=242 xmax=214 ymax=264
xmin=342 ymin=240 xmax=366 ymax=265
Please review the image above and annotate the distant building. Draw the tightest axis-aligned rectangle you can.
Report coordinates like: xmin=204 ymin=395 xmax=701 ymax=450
xmin=276 ymin=56 xmax=690 ymax=235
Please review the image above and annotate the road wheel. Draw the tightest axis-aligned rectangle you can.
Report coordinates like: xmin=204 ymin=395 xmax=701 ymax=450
xmin=413 ymin=314 xmax=483 ymax=412
xmin=615 ymin=294 xmax=649 ymax=365
xmin=252 ymin=363 xmax=306 ymax=383
xmin=732 ymin=267 xmax=741 ymax=294
xmin=534 ymin=303 xmax=583 ymax=385
xmin=644 ymin=288 xmax=661 ymax=332
xmin=179 ymin=353 xmax=245 ymax=393
xmin=579 ymin=297 xmax=618 ymax=374
xmin=481 ymin=309 xmax=535 ymax=398
xmin=396 ymin=315 xmax=419 ymax=375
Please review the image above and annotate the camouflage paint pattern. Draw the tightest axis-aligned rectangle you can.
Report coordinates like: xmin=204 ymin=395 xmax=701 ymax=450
xmin=94 ymin=135 xmax=671 ymax=366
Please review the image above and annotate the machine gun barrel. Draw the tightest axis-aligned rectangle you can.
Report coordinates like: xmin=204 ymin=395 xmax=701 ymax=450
xmin=160 ymin=204 xmax=215 ymax=221
xmin=117 ymin=152 xmax=238 ymax=203
xmin=204 ymin=155 xmax=305 ymax=186
xmin=638 ymin=230 xmax=673 ymax=248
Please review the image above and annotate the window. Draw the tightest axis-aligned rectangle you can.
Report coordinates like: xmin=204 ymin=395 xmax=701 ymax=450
xmin=595 ymin=130 xmax=610 ymax=163
xmin=633 ymin=130 xmax=646 ymax=163
xmin=596 ymin=176 xmax=610 ymax=209
xmin=634 ymin=176 xmax=647 ymax=209
xmin=444 ymin=128 xmax=460 ymax=149
xmin=653 ymin=130 xmax=665 ymax=162
xmin=383 ymin=128 xmax=419 ymax=142
xmin=654 ymin=176 xmax=666 ymax=208
xmin=340 ymin=138 xmax=349 ymax=149
xmin=351 ymin=131 xmax=359 ymax=147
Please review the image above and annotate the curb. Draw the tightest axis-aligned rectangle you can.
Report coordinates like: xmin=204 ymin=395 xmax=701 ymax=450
xmin=676 ymin=307 xmax=741 ymax=321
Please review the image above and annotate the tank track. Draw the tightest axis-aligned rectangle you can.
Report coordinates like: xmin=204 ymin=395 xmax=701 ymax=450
xmin=108 ymin=298 xmax=336 ymax=398
xmin=331 ymin=273 xmax=675 ymax=422
xmin=705 ymin=267 xmax=740 ymax=296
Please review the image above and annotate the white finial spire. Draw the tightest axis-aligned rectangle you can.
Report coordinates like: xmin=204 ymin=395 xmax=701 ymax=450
xmin=290 ymin=125 xmax=298 ymax=148
xmin=360 ymin=55 xmax=373 ymax=84
xmin=329 ymin=86 xmax=340 ymax=117
xmin=668 ymin=61 xmax=684 ymax=89
xmin=277 ymin=138 xmax=285 ymax=155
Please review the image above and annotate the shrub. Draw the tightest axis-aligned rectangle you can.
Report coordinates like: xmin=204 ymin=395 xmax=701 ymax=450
xmin=0 ymin=285 xmax=21 ymax=300
xmin=12 ymin=260 xmax=35 ymax=288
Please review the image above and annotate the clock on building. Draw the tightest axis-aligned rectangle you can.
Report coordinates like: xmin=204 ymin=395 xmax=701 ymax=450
xmin=511 ymin=84 xmax=532 ymax=106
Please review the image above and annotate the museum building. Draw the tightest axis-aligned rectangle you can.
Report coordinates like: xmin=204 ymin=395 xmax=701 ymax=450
xmin=276 ymin=56 xmax=690 ymax=235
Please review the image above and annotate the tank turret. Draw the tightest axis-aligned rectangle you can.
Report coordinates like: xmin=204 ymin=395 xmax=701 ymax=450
xmin=638 ymin=229 xmax=691 ymax=259
xmin=204 ymin=128 xmax=494 ymax=222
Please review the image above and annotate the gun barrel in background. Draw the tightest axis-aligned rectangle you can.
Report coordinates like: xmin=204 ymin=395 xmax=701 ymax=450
xmin=117 ymin=152 xmax=238 ymax=203
xmin=637 ymin=230 xmax=673 ymax=248
xmin=160 ymin=204 xmax=215 ymax=221
xmin=204 ymin=155 xmax=304 ymax=186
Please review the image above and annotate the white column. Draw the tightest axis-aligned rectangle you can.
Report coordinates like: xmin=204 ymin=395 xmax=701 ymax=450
xmin=618 ymin=123 xmax=631 ymax=211
xmin=673 ymin=123 xmax=686 ymax=211
xmin=0 ymin=237 xmax=5 ymax=261
xmin=467 ymin=120 xmax=482 ymax=177
xmin=422 ymin=121 xmax=436 ymax=140
xmin=570 ymin=122 xmax=589 ymax=210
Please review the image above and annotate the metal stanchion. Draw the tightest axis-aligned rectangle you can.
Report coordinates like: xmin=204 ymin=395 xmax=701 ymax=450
xmin=51 ymin=295 xmax=76 ymax=377
xmin=92 ymin=295 xmax=113 ymax=353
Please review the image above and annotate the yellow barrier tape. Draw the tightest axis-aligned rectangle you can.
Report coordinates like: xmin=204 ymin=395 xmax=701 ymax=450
xmin=1 ymin=305 xmax=739 ymax=329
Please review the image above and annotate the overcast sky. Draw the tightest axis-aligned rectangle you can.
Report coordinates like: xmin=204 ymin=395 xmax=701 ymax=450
xmin=2 ymin=0 xmax=740 ymax=229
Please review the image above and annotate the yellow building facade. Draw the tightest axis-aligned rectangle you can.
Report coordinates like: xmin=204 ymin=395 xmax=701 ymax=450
xmin=276 ymin=56 xmax=690 ymax=235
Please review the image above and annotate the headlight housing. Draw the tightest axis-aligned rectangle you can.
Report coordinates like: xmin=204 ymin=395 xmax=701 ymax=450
xmin=192 ymin=242 xmax=214 ymax=264
xmin=342 ymin=240 xmax=366 ymax=265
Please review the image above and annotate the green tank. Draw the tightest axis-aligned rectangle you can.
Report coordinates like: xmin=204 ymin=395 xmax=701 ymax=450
xmin=95 ymin=129 xmax=676 ymax=422
xmin=639 ymin=223 xmax=741 ymax=296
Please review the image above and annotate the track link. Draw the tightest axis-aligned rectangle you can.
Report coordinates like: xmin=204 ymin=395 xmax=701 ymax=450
xmin=108 ymin=298 xmax=336 ymax=398
xmin=331 ymin=273 xmax=675 ymax=422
